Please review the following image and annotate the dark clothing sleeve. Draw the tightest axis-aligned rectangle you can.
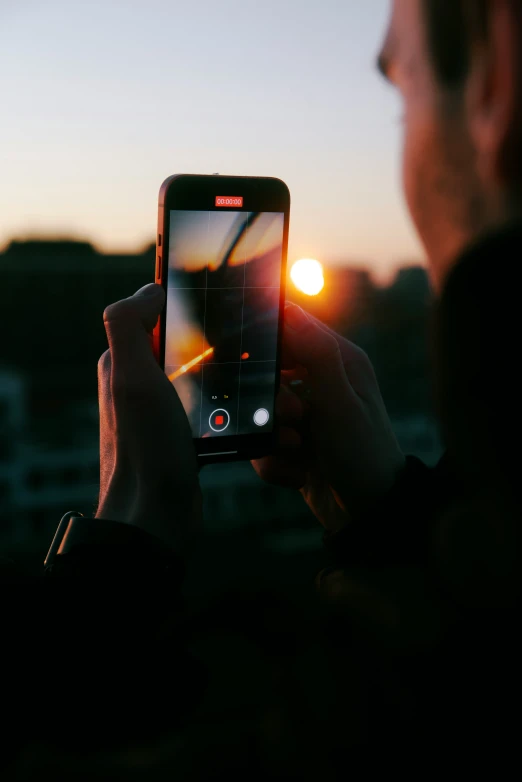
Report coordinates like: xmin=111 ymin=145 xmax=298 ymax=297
xmin=322 ymin=454 xmax=459 ymax=568
xmin=1 ymin=523 xmax=205 ymax=767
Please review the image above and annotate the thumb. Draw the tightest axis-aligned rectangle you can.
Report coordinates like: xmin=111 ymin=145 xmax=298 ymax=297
xmin=284 ymin=303 xmax=355 ymax=404
xmin=103 ymin=284 xmax=165 ymax=363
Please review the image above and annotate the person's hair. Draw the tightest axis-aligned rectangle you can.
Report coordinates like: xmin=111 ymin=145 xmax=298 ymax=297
xmin=422 ymin=0 xmax=489 ymax=87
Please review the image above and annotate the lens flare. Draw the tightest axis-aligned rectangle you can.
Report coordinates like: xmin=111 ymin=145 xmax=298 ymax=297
xmin=168 ymin=347 xmax=214 ymax=380
xmin=290 ymin=259 xmax=324 ymax=296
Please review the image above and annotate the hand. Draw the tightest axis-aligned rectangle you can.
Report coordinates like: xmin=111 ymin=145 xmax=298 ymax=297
xmin=252 ymin=305 xmax=405 ymax=533
xmin=96 ymin=284 xmax=202 ymax=553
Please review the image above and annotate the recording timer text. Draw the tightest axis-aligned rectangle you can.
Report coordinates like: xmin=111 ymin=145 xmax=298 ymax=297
xmin=215 ymin=196 xmax=244 ymax=207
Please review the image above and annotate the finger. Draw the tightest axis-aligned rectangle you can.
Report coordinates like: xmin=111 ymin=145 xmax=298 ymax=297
xmin=283 ymin=304 xmax=357 ymax=406
xmin=275 ymin=384 xmax=306 ymax=424
xmin=97 ymin=349 xmax=119 ymax=487
xmin=305 ymin=316 xmax=366 ymax=363
xmin=277 ymin=425 xmax=302 ymax=449
xmin=281 ymin=366 xmax=308 ymax=385
xmin=310 ymin=317 xmax=377 ymax=391
xmin=252 ymin=453 xmax=307 ymax=490
xmin=284 ymin=310 xmax=376 ymax=397
xmin=103 ymin=285 xmax=165 ymax=366
xmin=252 ymin=424 xmax=306 ymax=487
xmin=281 ymin=342 xmax=298 ymax=370
xmin=97 ymin=349 xmax=114 ymax=423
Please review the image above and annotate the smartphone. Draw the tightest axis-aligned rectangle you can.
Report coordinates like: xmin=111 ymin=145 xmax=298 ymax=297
xmin=154 ymin=174 xmax=290 ymax=463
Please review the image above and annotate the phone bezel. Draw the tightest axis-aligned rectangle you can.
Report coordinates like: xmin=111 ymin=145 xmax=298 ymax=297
xmin=154 ymin=174 xmax=290 ymax=463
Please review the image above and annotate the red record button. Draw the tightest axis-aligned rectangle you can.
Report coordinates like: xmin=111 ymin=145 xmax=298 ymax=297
xmin=209 ymin=409 xmax=230 ymax=433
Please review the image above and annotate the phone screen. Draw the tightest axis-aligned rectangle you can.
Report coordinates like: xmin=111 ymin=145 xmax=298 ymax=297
xmin=164 ymin=209 xmax=285 ymax=440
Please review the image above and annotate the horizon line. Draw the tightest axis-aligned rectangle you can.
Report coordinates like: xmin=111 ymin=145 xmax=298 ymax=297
xmin=0 ymin=233 xmax=425 ymax=273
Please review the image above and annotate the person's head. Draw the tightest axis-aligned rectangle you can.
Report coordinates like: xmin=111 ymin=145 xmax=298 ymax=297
xmin=379 ymin=0 xmax=522 ymax=289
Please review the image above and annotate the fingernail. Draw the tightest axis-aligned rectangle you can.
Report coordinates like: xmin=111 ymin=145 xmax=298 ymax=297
xmin=135 ymin=284 xmax=163 ymax=298
xmin=285 ymin=303 xmax=310 ymax=332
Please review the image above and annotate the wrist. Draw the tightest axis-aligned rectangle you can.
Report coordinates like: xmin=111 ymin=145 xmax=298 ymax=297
xmin=339 ymin=450 xmax=407 ymax=524
xmin=94 ymin=506 xmax=176 ymax=553
xmin=46 ymin=512 xmax=178 ymax=563
xmin=95 ymin=491 xmax=203 ymax=555
xmin=352 ymin=451 xmax=408 ymax=521
xmin=45 ymin=513 xmax=186 ymax=597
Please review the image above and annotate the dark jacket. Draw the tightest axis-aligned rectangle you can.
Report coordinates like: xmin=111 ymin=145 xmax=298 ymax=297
xmin=2 ymin=223 xmax=521 ymax=780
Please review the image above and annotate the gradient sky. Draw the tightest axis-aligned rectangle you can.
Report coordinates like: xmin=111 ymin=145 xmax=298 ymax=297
xmin=0 ymin=0 xmax=424 ymax=280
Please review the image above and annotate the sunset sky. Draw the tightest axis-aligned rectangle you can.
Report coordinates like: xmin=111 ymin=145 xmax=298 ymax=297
xmin=0 ymin=0 xmax=424 ymax=281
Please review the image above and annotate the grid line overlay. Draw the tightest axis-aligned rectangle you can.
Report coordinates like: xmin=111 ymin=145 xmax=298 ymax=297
xmin=235 ymin=212 xmax=249 ymax=435
xmin=198 ymin=211 xmax=211 ymax=439
xmin=167 ymin=209 xmax=282 ymax=438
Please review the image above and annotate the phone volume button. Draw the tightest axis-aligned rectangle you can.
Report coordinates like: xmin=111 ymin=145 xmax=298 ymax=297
xmin=157 ymin=255 xmax=162 ymax=281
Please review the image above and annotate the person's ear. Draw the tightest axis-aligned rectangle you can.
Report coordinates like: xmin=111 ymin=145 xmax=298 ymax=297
xmin=466 ymin=0 xmax=519 ymax=187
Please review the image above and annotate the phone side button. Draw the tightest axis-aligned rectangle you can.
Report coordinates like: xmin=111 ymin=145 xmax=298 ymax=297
xmin=156 ymin=255 xmax=162 ymax=282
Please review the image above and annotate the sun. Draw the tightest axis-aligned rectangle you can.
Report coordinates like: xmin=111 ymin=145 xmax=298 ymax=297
xmin=290 ymin=258 xmax=325 ymax=296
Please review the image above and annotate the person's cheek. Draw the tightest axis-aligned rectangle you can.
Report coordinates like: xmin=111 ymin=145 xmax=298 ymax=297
xmin=401 ymin=100 xmax=438 ymax=258
xmin=401 ymin=104 xmax=420 ymax=233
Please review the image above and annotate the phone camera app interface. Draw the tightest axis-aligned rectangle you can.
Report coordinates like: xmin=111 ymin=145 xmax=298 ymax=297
xmin=165 ymin=210 xmax=284 ymax=438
